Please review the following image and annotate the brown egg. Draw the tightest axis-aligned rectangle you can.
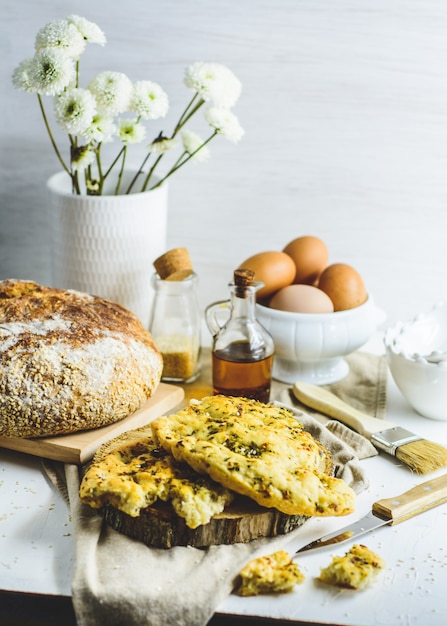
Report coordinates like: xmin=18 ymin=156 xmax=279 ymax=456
xmin=238 ymin=251 xmax=296 ymax=300
xmin=283 ymin=235 xmax=329 ymax=285
xmin=270 ymin=284 xmax=334 ymax=313
xmin=318 ymin=263 xmax=368 ymax=311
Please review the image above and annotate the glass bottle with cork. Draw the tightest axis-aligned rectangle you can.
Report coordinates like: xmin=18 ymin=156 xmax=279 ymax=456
xmin=149 ymin=247 xmax=201 ymax=383
xmin=205 ymin=268 xmax=274 ymax=402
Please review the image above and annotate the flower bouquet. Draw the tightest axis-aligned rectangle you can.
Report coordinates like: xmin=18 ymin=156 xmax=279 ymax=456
xmin=12 ymin=15 xmax=243 ymax=195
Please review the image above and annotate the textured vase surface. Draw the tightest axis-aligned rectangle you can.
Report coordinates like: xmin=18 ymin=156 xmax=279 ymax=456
xmin=47 ymin=171 xmax=168 ymax=328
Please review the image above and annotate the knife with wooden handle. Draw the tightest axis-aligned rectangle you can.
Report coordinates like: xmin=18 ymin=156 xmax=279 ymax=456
xmin=295 ymin=473 xmax=447 ymax=555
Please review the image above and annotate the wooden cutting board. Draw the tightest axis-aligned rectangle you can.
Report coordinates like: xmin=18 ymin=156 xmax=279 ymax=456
xmin=0 ymin=383 xmax=184 ymax=464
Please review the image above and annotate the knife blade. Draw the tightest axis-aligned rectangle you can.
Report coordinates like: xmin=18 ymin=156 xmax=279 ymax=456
xmin=294 ymin=472 xmax=447 ymax=556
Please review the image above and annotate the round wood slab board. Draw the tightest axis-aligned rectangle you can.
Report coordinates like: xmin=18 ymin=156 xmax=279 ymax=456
xmin=103 ymin=495 xmax=309 ymax=549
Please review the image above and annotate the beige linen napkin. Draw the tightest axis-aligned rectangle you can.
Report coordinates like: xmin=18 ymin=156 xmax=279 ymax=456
xmin=276 ymin=351 xmax=387 ymax=460
xmin=42 ymin=350 xmax=386 ymax=626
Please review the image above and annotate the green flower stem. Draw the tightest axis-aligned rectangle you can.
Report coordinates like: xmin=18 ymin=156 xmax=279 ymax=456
xmin=173 ymin=93 xmax=201 ymax=135
xmin=150 ymin=131 xmax=217 ymax=190
xmin=93 ymin=143 xmax=104 ymax=195
xmin=126 ymin=151 xmax=152 ymax=194
xmin=103 ymin=146 xmax=126 ymax=180
xmin=37 ymin=93 xmax=72 ymax=178
xmin=72 ymin=170 xmax=80 ymax=195
xmin=68 ymin=134 xmax=81 ymax=194
xmin=69 ymin=133 xmax=78 ymax=149
xmin=174 ymin=98 xmax=205 ymax=134
xmin=141 ymin=153 xmax=164 ymax=191
xmin=115 ymin=146 xmax=127 ymax=195
xmin=170 ymin=151 xmax=188 ymax=172
xmin=95 ymin=143 xmax=104 ymax=179
xmin=85 ymin=164 xmax=92 ymax=194
xmin=133 ymin=95 xmax=207 ymax=192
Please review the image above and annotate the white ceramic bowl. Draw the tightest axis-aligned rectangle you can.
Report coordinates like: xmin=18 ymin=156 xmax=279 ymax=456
xmin=256 ymin=295 xmax=383 ymax=385
xmin=384 ymin=302 xmax=447 ymax=421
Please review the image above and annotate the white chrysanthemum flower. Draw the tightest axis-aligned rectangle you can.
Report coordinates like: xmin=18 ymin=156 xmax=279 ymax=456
xmin=184 ymin=62 xmax=241 ymax=108
xmin=82 ymin=114 xmax=116 ymax=143
xmin=181 ymin=129 xmax=210 ymax=162
xmin=130 ymin=81 xmax=169 ymax=120
xmin=28 ymin=48 xmax=75 ymax=96
xmin=204 ymin=107 xmax=244 ymax=143
xmin=67 ymin=15 xmax=106 ymax=46
xmin=150 ymin=136 xmax=177 ymax=154
xmin=35 ymin=19 xmax=86 ymax=59
xmin=54 ymin=87 xmax=96 ymax=134
xmin=89 ymin=71 xmax=133 ymax=116
xmin=71 ymin=145 xmax=96 ymax=171
xmin=117 ymin=118 xmax=146 ymax=144
xmin=12 ymin=58 xmax=37 ymax=93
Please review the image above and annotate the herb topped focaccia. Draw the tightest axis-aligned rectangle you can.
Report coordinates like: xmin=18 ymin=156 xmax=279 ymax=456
xmin=79 ymin=426 xmax=234 ymax=529
xmin=151 ymin=395 xmax=355 ymax=518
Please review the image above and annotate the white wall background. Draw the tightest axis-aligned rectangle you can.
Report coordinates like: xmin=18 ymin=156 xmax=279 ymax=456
xmin=2 ymin=0 xmax=447 ymax=327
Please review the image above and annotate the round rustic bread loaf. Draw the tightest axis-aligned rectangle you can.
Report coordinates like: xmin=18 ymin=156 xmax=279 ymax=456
xmin=0 ymin=279 xmax=163 ymax=438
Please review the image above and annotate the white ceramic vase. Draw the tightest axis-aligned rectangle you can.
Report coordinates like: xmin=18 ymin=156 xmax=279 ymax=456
xmin=47 ymin=170 xmax=168 ymax=328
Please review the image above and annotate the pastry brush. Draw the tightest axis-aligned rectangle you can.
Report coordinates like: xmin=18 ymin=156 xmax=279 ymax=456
xmin=293 ymin=381 xmax=447 ymax=475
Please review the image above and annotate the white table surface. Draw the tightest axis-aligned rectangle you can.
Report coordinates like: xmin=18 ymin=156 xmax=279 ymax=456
xmin=2 ymin=335 xmax=447 ymax=625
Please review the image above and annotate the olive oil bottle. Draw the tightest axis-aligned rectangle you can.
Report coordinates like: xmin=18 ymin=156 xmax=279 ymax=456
xmin=205 ymin=269 xmax=274 ymax=402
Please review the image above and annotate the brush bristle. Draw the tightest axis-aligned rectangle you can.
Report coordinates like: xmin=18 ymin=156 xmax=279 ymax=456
xmin=396 ymin=440 xmax=447 ymax=474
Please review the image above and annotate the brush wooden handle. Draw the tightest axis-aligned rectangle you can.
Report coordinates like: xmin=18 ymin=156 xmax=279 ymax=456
xmin=372 ymin=473 xmax=447 ymax=524
xmin=292 ymin=381 xmax=395 ymax=439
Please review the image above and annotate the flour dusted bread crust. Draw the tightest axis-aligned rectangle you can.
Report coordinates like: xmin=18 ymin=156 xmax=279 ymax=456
xmin=80 ymin=426 xmax=234 ymax=529
xmin=0 ymin=279 xmax=163 ymax=438
xmin=151 ymin=395 xmax=356 ymax=517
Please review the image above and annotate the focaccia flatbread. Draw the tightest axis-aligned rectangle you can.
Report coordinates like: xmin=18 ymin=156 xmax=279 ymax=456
xmin=79 ymin=426 xmax=233 ymax=529
xmin=151 ymin=395 xmax=355 ymax=517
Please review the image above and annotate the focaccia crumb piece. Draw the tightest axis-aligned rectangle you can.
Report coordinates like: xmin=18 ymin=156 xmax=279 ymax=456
xmin=235 ymin=550 xmax=305 ymax=596
xmin=317 ymin=543 xmax=386 ymax=590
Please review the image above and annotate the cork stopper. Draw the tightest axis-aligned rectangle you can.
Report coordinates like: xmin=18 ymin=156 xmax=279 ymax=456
xmin=154 ymin=247 xmax=194 ymax=281
xmin=234 ymin=268 xmax=255 ymax=286
xmin=233 ymin=268 xmax=256 ymax=297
